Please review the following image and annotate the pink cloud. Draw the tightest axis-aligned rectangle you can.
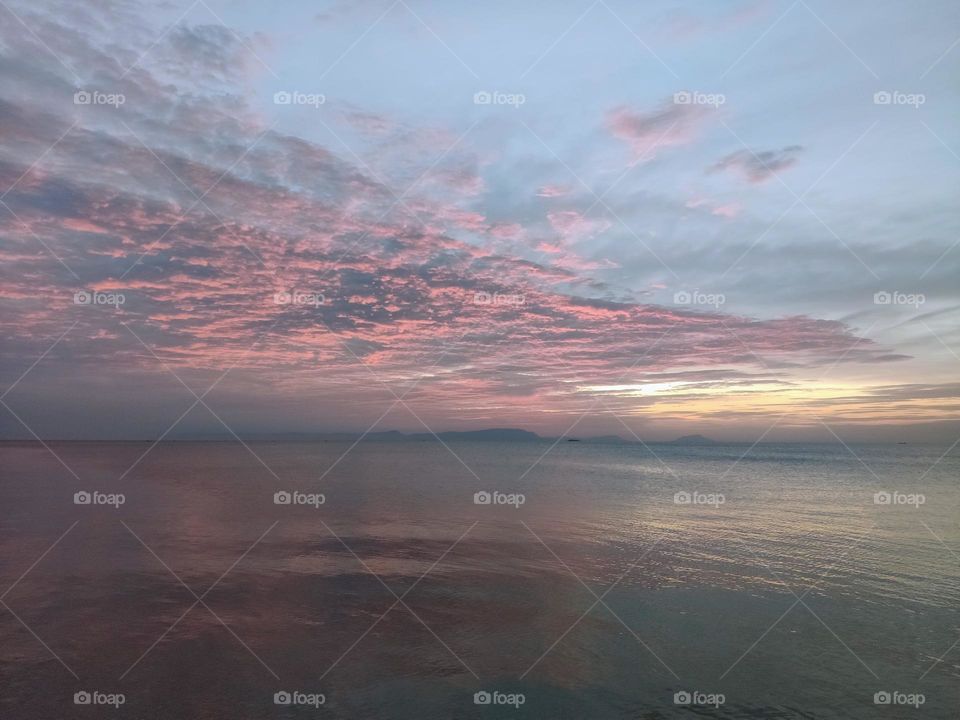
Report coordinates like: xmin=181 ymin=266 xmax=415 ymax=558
xmin=0 ymin=3 xmax=912 ymax=436
xmin=536 ymin=184 xmax=570 ymax=198
xmin=607 ymin=100 xmax=713 ymax=161
xmin=686 ymin=196 xmax=742 ymax=218
xmin=712 ymin=203 xmax=742 ymax=218
xmin=547 ymin=210 xmax=611 ymax=244
xmin=490 ymin=223 xmax=523 ymax=240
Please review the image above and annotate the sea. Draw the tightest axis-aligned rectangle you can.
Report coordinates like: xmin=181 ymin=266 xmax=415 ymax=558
xmin=1 ymin=440 xmax=957 ymax=718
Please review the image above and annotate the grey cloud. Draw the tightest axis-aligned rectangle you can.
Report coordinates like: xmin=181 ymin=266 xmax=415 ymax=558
xmin=709 ymin=145 xmax=803 ymax=183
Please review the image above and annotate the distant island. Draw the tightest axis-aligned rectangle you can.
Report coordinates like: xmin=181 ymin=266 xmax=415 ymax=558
xmin=667 ymin=434 xmax=719 ymax=446
xmin=171 ymin=428 xmax=720 ymax=444
xmin=407 ymin=428 xmax=540 ymax=442
xmin=178 ymin=428 xmax=546 ymax=442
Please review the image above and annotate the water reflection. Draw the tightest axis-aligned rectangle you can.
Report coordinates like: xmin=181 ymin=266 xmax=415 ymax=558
xmin=1 ymin=440 xmax=957 ymax=718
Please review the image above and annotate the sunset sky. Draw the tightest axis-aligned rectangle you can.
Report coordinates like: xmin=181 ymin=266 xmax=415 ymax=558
xmin=1 ymin=0 xmax=958 ymax=441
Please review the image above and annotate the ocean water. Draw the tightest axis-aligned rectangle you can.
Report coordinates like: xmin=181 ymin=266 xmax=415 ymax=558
xmin=0 ymin=440 xmax=957 ymax=718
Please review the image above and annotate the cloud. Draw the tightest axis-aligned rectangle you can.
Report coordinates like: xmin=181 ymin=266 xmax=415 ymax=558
xmin=685 ymin=196 xmax=742 ymax=218
xmin=536 ymin=184 xmax=570 ymax=198
xmin=664 ymin=0 xmax=771 ymax=39
xmin=342 ymin=110 xmax=393 ymax=136
xmin=709 ymin=145 xmax=803 ymax=183
xmin=711 ymin=203 xmax=742 ymax=218
xmin=547 ymin=210 xmax=611 ymax=244
xmin=0 ymin=0 xmax=948 ymax=439
xmin=606 ymin=100 xmax=712 ymax=161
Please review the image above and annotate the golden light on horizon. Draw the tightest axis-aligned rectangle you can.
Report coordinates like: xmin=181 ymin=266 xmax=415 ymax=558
xmin=580 ymin=380 xmax=960 ymax=424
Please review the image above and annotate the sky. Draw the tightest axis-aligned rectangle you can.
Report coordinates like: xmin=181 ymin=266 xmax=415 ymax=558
xmin=0 ymin=0 xmax=958 ymax=442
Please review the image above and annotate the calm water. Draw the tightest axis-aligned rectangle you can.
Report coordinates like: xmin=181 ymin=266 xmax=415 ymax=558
xmin=1 ymin=440 xmax=958 ymax=718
